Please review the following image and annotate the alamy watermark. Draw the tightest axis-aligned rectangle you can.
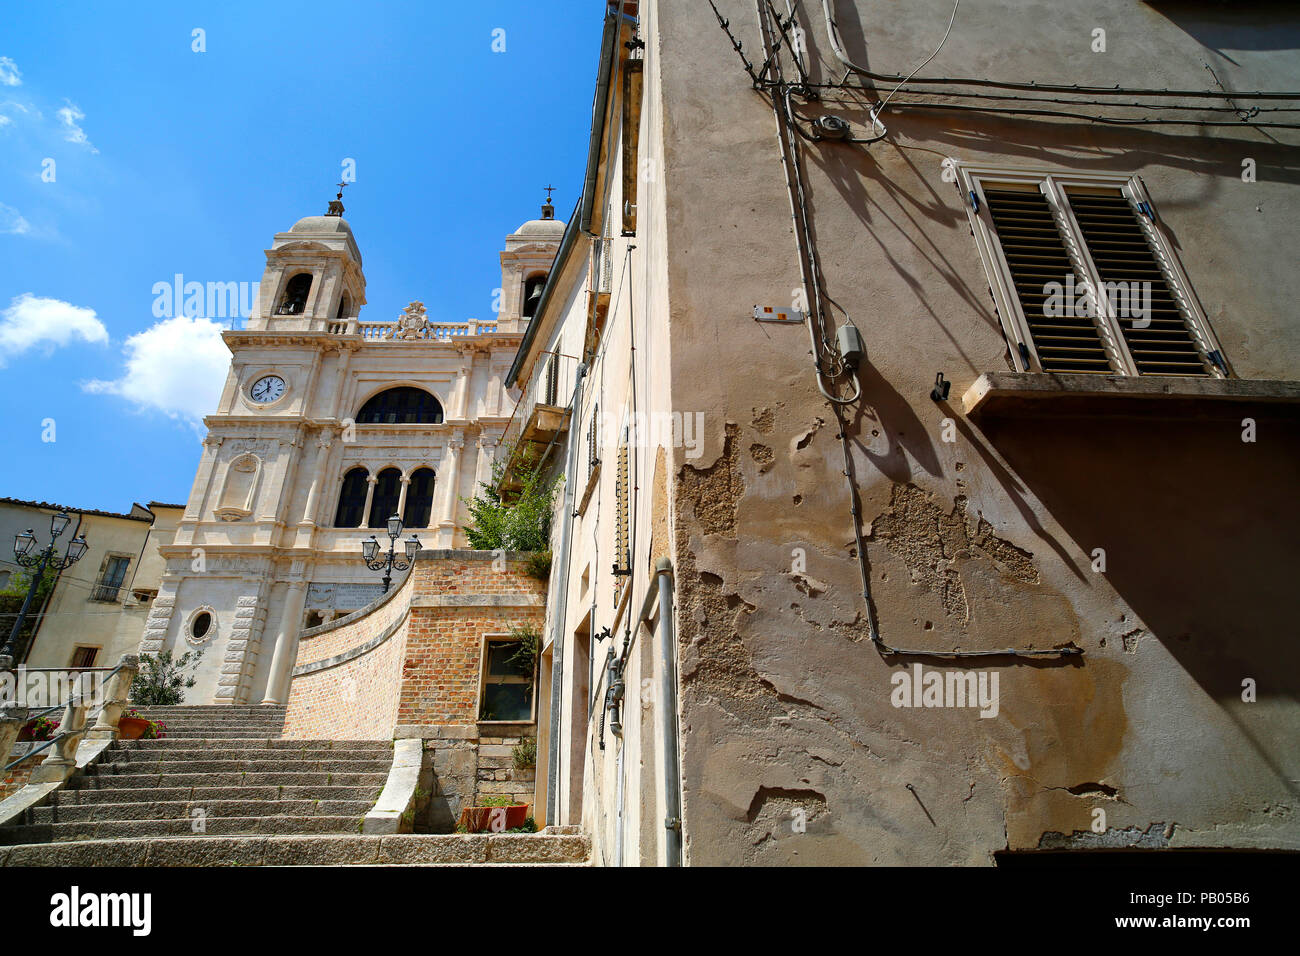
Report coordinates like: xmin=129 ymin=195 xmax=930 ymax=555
xmin=1042 ymin=274 xmax=1153 ymax=329
xmin=152 ymin=274 xmax=259 ymax=320
xmin=890 ymin=663 xmax=999 ymax=718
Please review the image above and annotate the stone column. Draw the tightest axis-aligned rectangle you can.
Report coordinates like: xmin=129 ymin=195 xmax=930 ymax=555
xmin=0 ymin=709 xmax=24 ymax=773
xmin=299 ymin=432 xmax=332 ymax=527
xmin=29 ymin=696 xmax=88 ymax=784
xmin=397 ymin=475 xmax=411 ymax=523
xmin=262 ymin=580 xmax=309 ymax=706
xmin=87 ymin=655 xmax=140 ymax=740
xmin=438 ymin=435 xmax=465 ymax=546
xmin=362 ymin=475 xmax=378 ymax=529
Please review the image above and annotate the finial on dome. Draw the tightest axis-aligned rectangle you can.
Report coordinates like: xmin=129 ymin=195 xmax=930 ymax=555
xmin=327 ymin=181 xmax=349 ymax=217
xmin=542 ymin=184 xmax=555 ymax=220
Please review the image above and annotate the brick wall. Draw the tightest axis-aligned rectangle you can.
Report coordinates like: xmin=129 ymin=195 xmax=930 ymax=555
xmin=1 ymin=750 xmax=42 ymax=800
xmin=282 ymin=551 xmax=545 ymax=745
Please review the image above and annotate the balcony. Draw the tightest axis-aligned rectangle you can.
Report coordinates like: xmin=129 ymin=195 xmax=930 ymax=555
xmin=90 ymin=583 xmax=122 ymax=603
xmin=324 ymin=318 xmax=500 ymax=340
xmin=497 ymin=351 xmax=576 ymax=495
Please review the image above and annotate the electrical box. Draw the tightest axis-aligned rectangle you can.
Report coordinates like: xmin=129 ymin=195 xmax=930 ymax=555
xmin=836 ymin=324 xmax=866 ymax=368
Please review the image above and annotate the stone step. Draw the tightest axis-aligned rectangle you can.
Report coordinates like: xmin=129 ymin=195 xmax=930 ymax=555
xmin=0 ymin=815 xmax=368 ymax=845
xmin=25 ymin=798 xmax=376 ymax=825
xmin=67 ymin=771 xmax=390 ymax=790
xmin=110 ymin=738 xmax=392 ymax=752
xmin=0 ymin=833 xmax=592 ymax=866
xmin=86 ymin=757 xmax=393 ymax=775
xmin=50 ymin=784 xmax=382 ymax=806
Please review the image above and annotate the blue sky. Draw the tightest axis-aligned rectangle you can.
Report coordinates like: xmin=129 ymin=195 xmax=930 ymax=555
xmin=0 ymin=1 xmax=601 ymax=513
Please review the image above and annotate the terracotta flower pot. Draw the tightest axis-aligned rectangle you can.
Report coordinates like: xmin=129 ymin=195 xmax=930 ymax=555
xmin=117 ymin=716 xmax=149 ymax=740
xmin=458 ymin=804 xmax=530 ymax=833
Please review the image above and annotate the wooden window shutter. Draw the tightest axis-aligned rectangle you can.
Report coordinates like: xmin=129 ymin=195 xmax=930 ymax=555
xmin=1065 ymin=189 xmax=1211 ymax=377
xmin=983 ymin=185 xmax=1113 ymax=373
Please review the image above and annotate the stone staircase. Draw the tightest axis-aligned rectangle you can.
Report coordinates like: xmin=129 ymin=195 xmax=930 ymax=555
xmin=0 ymin=705 xmax=589 ymax=866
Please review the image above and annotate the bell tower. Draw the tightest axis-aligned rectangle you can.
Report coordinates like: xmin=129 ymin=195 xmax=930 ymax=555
xmin=498 ymin=189 xmax=566 ymax=333
xmin=251 ymin=186 xmax=367 ymax=333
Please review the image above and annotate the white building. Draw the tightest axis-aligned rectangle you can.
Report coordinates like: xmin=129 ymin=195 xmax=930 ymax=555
xmin=139 ymin=197 xmax=564 ymax=706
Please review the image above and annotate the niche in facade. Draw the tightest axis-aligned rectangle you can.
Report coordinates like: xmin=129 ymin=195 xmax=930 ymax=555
xmin=215 ymin=454 xmax=260 ymax=521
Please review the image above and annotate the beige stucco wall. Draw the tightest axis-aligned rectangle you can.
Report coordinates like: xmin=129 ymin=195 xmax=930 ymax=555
xmin=0 ymin=501 xmax=179 ymax=671
xmin=532 ymin=0 xmax=1300 ymax=865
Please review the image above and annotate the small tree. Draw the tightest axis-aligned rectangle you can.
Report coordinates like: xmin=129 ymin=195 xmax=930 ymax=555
xmin=130 ymin=649 xmax=203 ymax=706
xmin=462 ymin=448 xmax=561 ymax=553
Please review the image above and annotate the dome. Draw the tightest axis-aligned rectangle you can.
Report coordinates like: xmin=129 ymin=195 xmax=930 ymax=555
xmin=289 ymin=215 xmax=353 ymax=234
xmin=514 ymin=216 xmax=566 ymax=239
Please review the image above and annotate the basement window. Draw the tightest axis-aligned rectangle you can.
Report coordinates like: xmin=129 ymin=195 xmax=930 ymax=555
xmin=956 ymin=165 xmax=1229 ymax=378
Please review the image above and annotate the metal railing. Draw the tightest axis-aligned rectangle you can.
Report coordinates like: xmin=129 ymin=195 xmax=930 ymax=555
xmin=1 ymin=656 xmax=140 ymax=777
xmin=499 ymin=350 xmax=578 ymax=458
xmin=90 ymin=583 xmax=122 ymax=603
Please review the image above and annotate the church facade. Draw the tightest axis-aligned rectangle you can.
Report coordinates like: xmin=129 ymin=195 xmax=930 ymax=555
xmin=138 ymin=199 xmax=564 ymax=706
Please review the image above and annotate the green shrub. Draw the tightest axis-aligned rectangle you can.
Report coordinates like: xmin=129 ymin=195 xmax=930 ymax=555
xmin=130 ymin=649 xmax=203 ymax=706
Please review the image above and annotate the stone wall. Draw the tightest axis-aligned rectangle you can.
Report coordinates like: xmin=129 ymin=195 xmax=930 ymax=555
xmin=1 ymin=748 xmax=42 ymax=801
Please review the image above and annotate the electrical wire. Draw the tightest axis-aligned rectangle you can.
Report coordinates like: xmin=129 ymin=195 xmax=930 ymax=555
xmin=820 ymin=0 xmax=1300 ymax=101
xmin=760 ymin=0 xmax=1082 ymax=661
xmin=874 ymin=0 xmax=960 ymax=118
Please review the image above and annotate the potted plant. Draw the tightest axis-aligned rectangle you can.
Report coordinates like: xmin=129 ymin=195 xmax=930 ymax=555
xmin=456 ymin=795 xmax=531 ymax=834
xmin=116 ymin=709 xmax=166 ymax=741
xmin=17 ymin=715 xmax=60 ymax=742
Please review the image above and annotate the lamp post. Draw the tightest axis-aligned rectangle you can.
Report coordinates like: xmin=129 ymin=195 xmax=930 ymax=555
xmin=2 ymin=512 xmax=88 ymax=666
xmin=361 ymin=514 xmax=421 ymax=592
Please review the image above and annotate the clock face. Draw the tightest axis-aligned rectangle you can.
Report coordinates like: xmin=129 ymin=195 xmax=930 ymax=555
xmin=250 ymin=375 xmax=286 ymax=404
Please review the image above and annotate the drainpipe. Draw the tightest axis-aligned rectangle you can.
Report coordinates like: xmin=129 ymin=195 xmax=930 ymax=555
xmin=545 ymin=362 xmax=589 ymax=826
xmin=653 ymin=559 xmax=683 ymax=866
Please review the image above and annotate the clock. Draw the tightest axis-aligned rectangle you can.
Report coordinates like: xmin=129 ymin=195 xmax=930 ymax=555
xmin=249 ymin=374 xmax=286 ymax=404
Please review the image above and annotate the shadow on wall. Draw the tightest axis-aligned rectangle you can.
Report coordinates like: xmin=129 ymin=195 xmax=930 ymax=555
xmin=978 ymin=404 xmax=1300 ymax=775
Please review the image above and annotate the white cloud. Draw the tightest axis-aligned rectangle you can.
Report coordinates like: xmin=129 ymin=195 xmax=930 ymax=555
xmin=0 ymin=294 xmax=108 ymax=364
xmin=83 ymin=315 xmax=229 ymax=424
xmin=56 ymin=99 xmax=96 ymax=153
xmin=0 ymin=115 xmax=10 ymax=128
xmin=0 ymin=58 xmax=20 ymax=87
xmin=0 ymin=203 xmax=27 ymax=235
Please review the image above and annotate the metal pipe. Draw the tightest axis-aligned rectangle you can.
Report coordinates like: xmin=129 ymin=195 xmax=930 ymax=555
xmin=654 ymin=559 xmax=682 ymax=866
xmin=544 ymin=362 xmax=589 ymax=826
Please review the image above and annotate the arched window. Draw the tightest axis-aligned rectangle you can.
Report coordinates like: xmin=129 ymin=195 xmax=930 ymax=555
xmin=277 ymin=272 xmax=313 ymax=315
xmin=523 ymin=274 xmax=546 ymax=319
xmin=356 ymin=387 xmax=444 ymax=425
xmin=369 ymin=467 xmax=403 ymax=528
xmin=403 ymin=468 xmax=437 ymax=529
xmin=335 ymin=467 xmax=369 ymax=528
xmin=337 ymin=292 xmax=352 ymax=320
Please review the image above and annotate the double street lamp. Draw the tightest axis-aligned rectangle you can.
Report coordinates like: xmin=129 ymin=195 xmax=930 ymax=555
xmin=361 ymin=514 xmax=421 ymax=592
xmin=2 ymin=512 xmax=89 ymax=664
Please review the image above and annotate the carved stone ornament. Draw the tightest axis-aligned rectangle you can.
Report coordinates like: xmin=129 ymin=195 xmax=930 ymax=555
xmin=386 ymin=301 xmax=434 ymax=341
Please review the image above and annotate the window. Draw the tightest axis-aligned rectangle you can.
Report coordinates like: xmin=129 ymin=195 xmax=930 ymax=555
xmin=355 ymin=387 xmax=445 ymax=425
xmin=335 ymin=467 xmax=370 ymax=528
xmin=70 ymin=646 xmax=98 ymax=669
xmin=337 ymin=291 xmax=352 ymax=320
xmin=613 ymin=427 xmax=630 ymax=600
xmin=368 ymin=467 xmax=402 ymax=529
xmin=190 ymin=610 xmax=212 ymax=641
xmin=479 ymin=635 xmax=537 ymax=722
xmin=92 ymin=555 xmax=130 ymax=602
xmin=959 ymin=167 xmax=1227 ymax=378
xmin=277 ymin=272 xmax=313 ymax=315
xmin=403 ymin=467 xmax=436 ymax=529
xmin=587 ymin=405 xmax=600 ymax=483
xmin=523 ymin=274 xmax=547 ymax=320
xmin=543 ymin=353 xmax=559 ymax=407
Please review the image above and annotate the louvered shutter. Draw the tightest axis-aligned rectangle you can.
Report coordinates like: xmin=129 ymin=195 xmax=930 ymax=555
xmin=1065 ymin=189 xmax=1210 ymax=377
xmin=983 ymin=186 xmax=1113 ymax=373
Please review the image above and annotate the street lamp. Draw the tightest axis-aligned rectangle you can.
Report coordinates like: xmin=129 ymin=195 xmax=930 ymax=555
xmin=360 ymin=514 xmax=421 ymax=592
xmin=2 ymin=513 xmax=88 ymax=665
